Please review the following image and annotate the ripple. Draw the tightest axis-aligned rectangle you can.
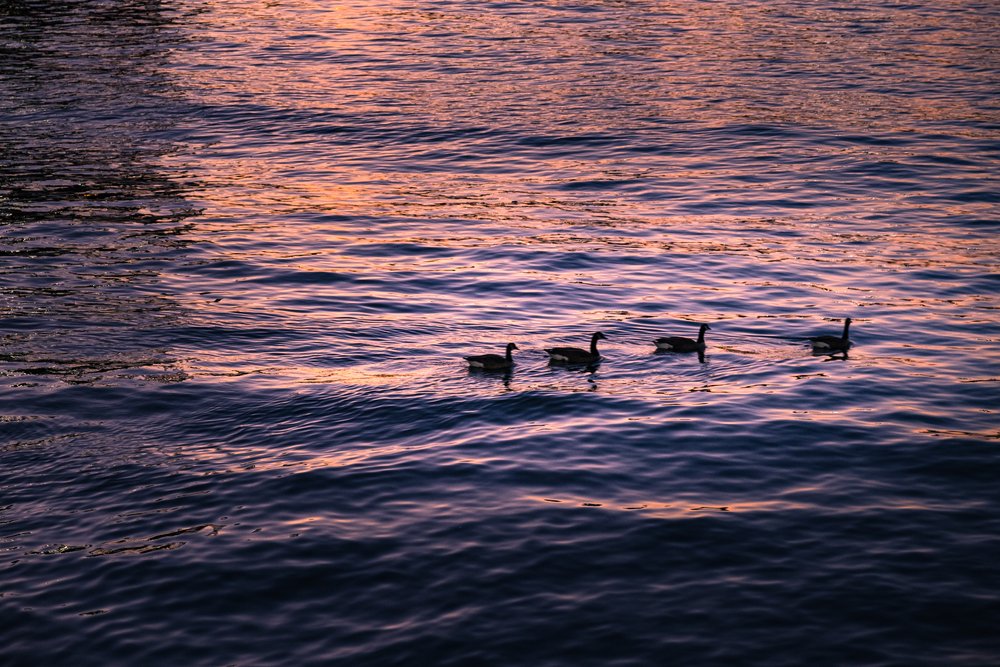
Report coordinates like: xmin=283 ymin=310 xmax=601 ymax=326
xmin=3 ymin=0 xmax=1000 ymax=665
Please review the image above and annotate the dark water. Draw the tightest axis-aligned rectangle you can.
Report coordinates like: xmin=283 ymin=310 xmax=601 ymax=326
xmin=3 ymin=0 xmax=1000 ymax=664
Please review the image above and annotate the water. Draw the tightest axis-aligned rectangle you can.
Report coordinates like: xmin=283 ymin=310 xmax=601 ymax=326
xmin=2 ymin=1 xmax=999 ymax=664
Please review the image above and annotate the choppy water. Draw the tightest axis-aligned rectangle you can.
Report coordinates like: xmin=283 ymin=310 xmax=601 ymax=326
xmin=2 ymin=1 xmax=999 ymax=664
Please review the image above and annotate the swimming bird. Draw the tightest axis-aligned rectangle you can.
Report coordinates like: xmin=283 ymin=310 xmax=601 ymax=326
xmin=465 ymin=342 xmax=518 ymax=370
xmin=654 ymin=323 xmax=710 ymax=352
xmin=810 ymin=317 xmax=852 ymax=352
xmin=545 ymin=332 xmax=606 ymax=364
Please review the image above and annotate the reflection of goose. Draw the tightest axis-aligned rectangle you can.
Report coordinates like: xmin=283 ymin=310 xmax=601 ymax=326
xmin=465 ymin=343 xmax=518 ymax=370
xmin=810 ymin=318 xmax=852 ymax=352
xmin=545 ymin=332 xmax=606 ymax=363
xmin=655 ymin=323 xmax=710 ymax=352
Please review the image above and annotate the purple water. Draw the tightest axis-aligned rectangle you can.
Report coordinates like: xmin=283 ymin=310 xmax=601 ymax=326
xmin=2 ymin=1 xmax=999 ymax=665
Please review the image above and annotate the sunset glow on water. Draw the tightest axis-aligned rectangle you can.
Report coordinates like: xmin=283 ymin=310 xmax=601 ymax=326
xmin=2 ymin=1 xmax=999 ymax=665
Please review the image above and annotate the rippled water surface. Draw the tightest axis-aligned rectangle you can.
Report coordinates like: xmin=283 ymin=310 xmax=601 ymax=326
xmin=3 ymin=1 xmax=1000 ymax=664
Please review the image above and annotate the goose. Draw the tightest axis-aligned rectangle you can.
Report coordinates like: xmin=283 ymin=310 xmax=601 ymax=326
xmin=654 ymin=323 xmax=710 ymax=352
xmin=465 ymin=342 xmax=518 ymax=370
xmin=545 ymin=332 xmax=606 ymax=364
xmin=810 ymin=317 xmax=852 ymax=352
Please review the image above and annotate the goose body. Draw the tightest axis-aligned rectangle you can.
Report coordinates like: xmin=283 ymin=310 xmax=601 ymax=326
xmin=810 ymin=317 xmax=852 ymax=352
xmin=545 ymin=332 xmax=606 ymax=364
xmin=465 ymin=342 xmax=518 ymax=370
xmin=655 ymin=323 xmax=710 ymax=352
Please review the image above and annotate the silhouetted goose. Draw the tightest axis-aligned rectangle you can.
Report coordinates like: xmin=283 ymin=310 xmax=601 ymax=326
xmin=810 ymin=317 xmax=852 ymax=352
xmin=545 ymin=332 xmax=606 ymax=364
xmin=654 ymin=323 xmax=710 ymax=352
xmin=465 ymin=343 xmax=518 ymax=370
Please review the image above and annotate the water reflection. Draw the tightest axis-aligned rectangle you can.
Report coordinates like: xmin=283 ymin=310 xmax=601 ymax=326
xmin=3 ymin=2 xmax=1000 ymax=666
xmin=466 ymin=366 xmax=514 ymax=391
xmin=654 ymin=348 xmax=707 ymax=364
xmin=0 ymin=0 xmax=198 ymax=387
xmin=816 ymin=351 xmax=850 ymax=362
